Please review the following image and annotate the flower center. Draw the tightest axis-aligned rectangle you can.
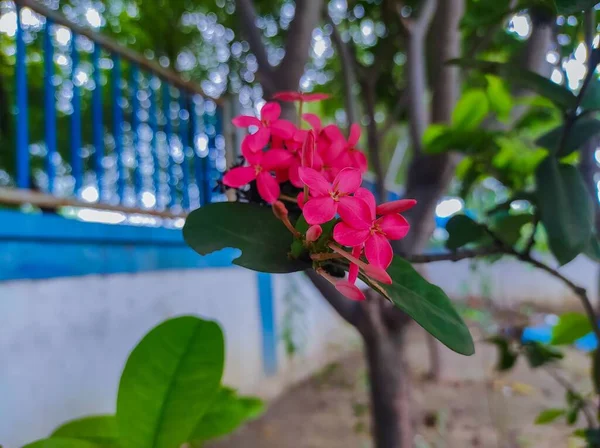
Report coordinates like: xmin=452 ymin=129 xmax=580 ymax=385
xmin=329 ymin=189 xmax=347 ymax=202
xmin=254 ymin=165 xmax=263 ymax=175
xmin=370 ymin=223 xmax=384 ymax=235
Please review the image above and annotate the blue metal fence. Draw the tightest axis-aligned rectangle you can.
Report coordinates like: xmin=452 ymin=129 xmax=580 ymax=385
xmin=8 ymin=0 xmax=225 ymax=214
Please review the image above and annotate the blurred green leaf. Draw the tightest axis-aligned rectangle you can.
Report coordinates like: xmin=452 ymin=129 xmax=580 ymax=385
xmin=536 ymin=119 xmax=600 ymax=158
xmin=117 ymin=316 xmax=225 ymax=448
xmin=22 ymin=439 xmax=100 ymax=448
xmin=581 ymin=80 xmax=600 ymax=111
xmin=555 ymin=0 xmax=599 ymax=14
xmin=492 ymin=213 xmax=534 ymax=246
xmin=452 ymin=89 xmax=490 ymax=130
xmin=551 ymin=313 xmax=592 ymax=345
xmin=535 ymin=409 xmax=565 ymax=425
xmin=584 ymin=234 xmax=600 ymax=262
xmin=51 ymin=416 xmax=118 ymax=447
xmin=445 ymin=215 xmax=487 ymax=250
xmin=485 ymin=75 xmax=512 ymax=121
xmin=522 ymin=341 xmax=564 ymax=368
xmin=535 ymin=158 xmax=594 ymax=265
xmin=487 ymin=336 xmax=519 ymax=371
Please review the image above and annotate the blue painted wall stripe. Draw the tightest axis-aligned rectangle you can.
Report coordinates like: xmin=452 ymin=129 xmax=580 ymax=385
xmin=43 ymin=19 xmax=56 ymax=194
xmin=92 ymin=43 xmax=104 ymax=200
xmin=15 ymin=5 xmax=29 ymax=189
xmin=70 ymin=33 xmax=83 ymax=196
xmin=257 ymin=272 xmax=277 ymax=375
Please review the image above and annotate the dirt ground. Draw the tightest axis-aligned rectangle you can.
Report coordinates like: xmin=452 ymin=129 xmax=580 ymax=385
xmin=209 ymin=324 xmax=594 ymax=448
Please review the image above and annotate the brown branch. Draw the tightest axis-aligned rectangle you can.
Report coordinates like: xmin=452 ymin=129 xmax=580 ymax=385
xmin=402 ymin=246 xmax=504 ymax=263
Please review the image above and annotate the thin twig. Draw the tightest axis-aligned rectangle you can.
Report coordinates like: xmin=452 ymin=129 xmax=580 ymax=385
xmin=523 ymin=216 xmax=539 ymax=256
xmin=544 ymin=366 xmax=597 ymax=428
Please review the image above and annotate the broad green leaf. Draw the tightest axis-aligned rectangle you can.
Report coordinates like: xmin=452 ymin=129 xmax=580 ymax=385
xmin=22 ymin=439 xmax=100 ymax=448
xmin=51 ymin=416 xmax=118 ymax=447
xmin=536 ymin=119 xmax=600 ymax=158
xmin=581 ymin=80 xmax=600 ymax=111
xmin=183 ymin=202 xmax=310 ymax=273
xmin=551 ymin=313 xmax=592 ymax=345
xmin=492 ymin=213 xmax=534 ymax=246
xmin=535 ymin=158 xmax=594 ymax=265
xmin=117 ymin=316 xmax=225 ymax=448
xmin=452 ymin=90 xmax=489 ymax=130
xmin=509 ymin=70 xmax=576 ymax=110
xmin=535 ymin=409 xmax=565 ymax=425
xmin=378 ymin=256 xmax=475 ymax=355
xmin=445 ymin=215 xmax=486 ymax=250
xmin=555 ymin=0 xmax=598 ymax=14
xmin=485 ymin=75 xmax=512 ymax=121
xmin=522 ymin=341 xmax=564 ymax=368
xmin=584 ymin=234 xmax=600 ymax=261
xmin=190 ymin=387 xmax=264 ymax=444
xmin=487 ymin=336 xmax=519 ymax=371
xmin=486 ymin=191 xmax=536 ymax=216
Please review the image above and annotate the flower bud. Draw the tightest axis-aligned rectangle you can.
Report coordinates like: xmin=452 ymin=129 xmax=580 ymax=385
xmin=272 ymin=201 xmax=288 ymax=221
xmin=306 ymin=225 xmax=323 ymax=243
xmin=301 ymin=130 xmax=316 ymax=168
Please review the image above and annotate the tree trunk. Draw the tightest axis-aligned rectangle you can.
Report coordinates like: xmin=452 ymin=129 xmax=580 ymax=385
xmin=362 ymin=79 xmax=386 ymax=201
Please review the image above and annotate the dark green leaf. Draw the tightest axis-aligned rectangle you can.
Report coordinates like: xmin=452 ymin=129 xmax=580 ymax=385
xmin=22 ymin=439 xmax=100 ymax=448
xmin=555 ymin=0 xmax=599 ymax=14
xmin=452 ymin=90 xmax=490 ymax=130
xmin=509 ymin=69 xmax=576 ymax=110
xmin=535 ymin=158 xmax=594 ymax=265
xmin=485 ymin=75 xmax=512 ymax=121
xmin=51 ymin=416 xmax=118 ymax=447
xmin=117 ymin=316 xmax=225 ymax=448
xmin=190 ymin=387 xmax=264 ymax=443
xmin=551 ymin=312 xmax=592 ymax=345
xmin=378 ymin=256 xmax=475 ymax=356
xmin=487 ymin=336 xmax=519 ymax=371
xmin=424 ymin=127 xmax=496 ymax=155
xmin=486 ymin=192 xmax=536 ymax=216
xmin=535 ymin=409 xmax=565 ymax=424
xmin=522 ymin=341 xmax=564 ymax=368
xmin=183 ymin=202 xmax=310 ymax=273
xmin=584 ymin=234 xmax=600 ymax=262
xmin=492 ymin=214 xmax=534 ymax=246
xmin=536 ymin=119 xmax=600 ymax=158
xmin=445 ymin=215 xmax=487 ymax=250
xmin=581 ymin=80 xmax=600 ymax=111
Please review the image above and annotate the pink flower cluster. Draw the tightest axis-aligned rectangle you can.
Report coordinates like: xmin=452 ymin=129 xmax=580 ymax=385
xmin=222 ymin=92 xmax=416 ymax=301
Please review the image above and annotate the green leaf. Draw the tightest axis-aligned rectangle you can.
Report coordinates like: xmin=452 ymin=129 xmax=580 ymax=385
xmin=555 ymin=0 xmax=598 ymax=14
xmin=487 ymin=336 xmax=519 ymax=371
xmin=535 ymin=158 xmax=594 ymax=265
xmin=536 ymin=119 xmax=600 ymax=158
xmin=190 ymin=387 xmax=264 ymax=443
xmin=485 ymin=75 xmax=512 ymax=121
xmin=581 ymin=80 xmax=600 ymax=111
xmin=51 ymin=416 xmax=118 ymax=447
xmin=522 ymin=341 xmax=564 ymax=368
xmin=535 ymin=409 xmax=565 ymax=425
xmin=492 ymin=214 xmax=534 ymax=246
xmin=22 ymin=439 xmax=101 ymax=448
xmin=117 ymin=316 xmax=225 ymax=448
xmin=551 ymin=313 xmax=592 ymax=345
xmin=445 ymin=215 xmax=487 ymax=250
xmin=378 ymin=256 xmax=475 ymax=356
xmin=183 ymin=202 xmax=310 ymax=273
xmin=425 ymin=128 xmax=496 ymax=155
xmin=509 ymin=70 xmax=576 ymax=110
xmin=452 ymin=89 xmax=490 ymax=130
xmin=584 ymin=234 xmax=600 ymax=261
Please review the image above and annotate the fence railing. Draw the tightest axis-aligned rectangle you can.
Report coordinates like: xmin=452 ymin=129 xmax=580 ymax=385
xmin=2 ymin=0 xmax=227 ymax=218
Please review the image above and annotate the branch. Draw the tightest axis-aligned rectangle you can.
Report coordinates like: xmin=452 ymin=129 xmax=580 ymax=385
xmin=395 ymin=0 xmax=437 ymax=36
xmin=402 ymin=246 xmax=504 ymax=263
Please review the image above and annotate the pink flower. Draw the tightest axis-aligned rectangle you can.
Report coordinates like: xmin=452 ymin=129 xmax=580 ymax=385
xmin=299 ymin=167 xmax=369 ymax=225
xmin=325 ymin=123 xmax=368 ymax=173
xmin=306 ymin=225 xmax=323 ymax=242
xmin=333 ymin=188 xmax=410 ymax=269
xmin=273 ymin=91 xmax=331 ymax=102
xmin=335 ymin=280 xmax=366 ymax=301
xmin=222 ymin=142 xmax=293 ymax=204
xmin=232 ymin=102 xmax=296 ymax=151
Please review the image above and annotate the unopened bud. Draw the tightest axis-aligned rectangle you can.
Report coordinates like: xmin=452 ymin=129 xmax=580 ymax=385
xmin=272 ymin=200 xmax=288 ymax=220
xmin=306 ymin=225 xmax=323 ymax=243
xmin=301 ymin=130 xmax=316 ymax=168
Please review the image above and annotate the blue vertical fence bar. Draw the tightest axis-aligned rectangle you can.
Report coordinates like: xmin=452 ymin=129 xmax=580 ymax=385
xmin=130 ymin=64 xmax=142 ymax=203
xmin=179 ymin=91 xmax=190 ymax=210
xmin=149 ymin=79 xmax=160 ymax=207
xmin=43 ymin=19 xmax=56 ymax=193
xmin=112 ymin=54 xmax=125 ymax=202
xmin=92 ymin=43 xmax=104 ymax=200
xmin=162 ymin=83 xmax=177 ymax=208
xmin=70 ymin=33 xmax=83 ymax=196
xmin=15 ymin=6 xmax=29 ymax=189
xmin=257 ymin=273 xmax=277 ymax=375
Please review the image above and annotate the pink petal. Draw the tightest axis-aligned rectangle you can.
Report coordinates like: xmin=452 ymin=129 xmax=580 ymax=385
xmin=354 ymin=187 xmax=376 ymax=220
xmin=363 ymin=264 xmax=392 ymax=285
xmin=241 ymin=138 xmax=262 ymax=164
xmin=246 ymin=127 xmax=270 ymax=152
xmin=323 ymin=124 xmax=345 ymax=143
xmin=338 ymin=196 xmax=372 ymax=229
xmin=298 ymin=167 xmax=331 ymax=196
xmin=222 ymin=166 xmax=256 ymax=188
xmin=261 ymin=102 xmax=281 ymax=122
xmin=348 ymin=123 xmax=361 ymax=146
xmin=333 ymin=167 xmax=362 ymax=194
xmin=256 ymin=171 xmax=280 ymax=204
xmin=352 ymin=150 xmax=368 ymax=173
xmin=348 ymin=246 xmax=362 ymax=284
xmin=232 ymin=115 xmax=261 ymax=128
xmin=302 ymin=113 xmax=322 ymax=131
xmin=377 ymin=215 xmax=410 ymax=240
xmin=303 ymin=93 xmax=331 ymax=102
xmin=376 ymin=199 xmax=417 ymax=216
xmin=261 ymin=149 xmax=294 ymax=170
xmin=302 ymin=196 xmax=337 ymax=225
xmin=297 ymin=191 xmax=308 ymax=209
xmin=288 ymin=160 xmax=303 ymax=188
xmin=333 ymin=222 xmax=370 ymax=247
xmin=365 ymin=234 xmax=393 ymax=269
xmin=272 ymin=91 xmax=302 ymax=102
xmin=275 ymin=169 xmax=289 ymax=183
xmin=270 ymin=119 xmax=296 ymax=140
xmin=335 ymin=280 xmax=366 ymax=301
xmin=302 ymin=130 xmax=316 ymax=168
xmin=306 ymin=225 xmax=323 ymax=242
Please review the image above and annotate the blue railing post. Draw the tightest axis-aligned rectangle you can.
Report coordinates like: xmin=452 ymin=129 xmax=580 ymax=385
xmin=43 ymin=18 xmax=57 ymax=194
xmin=149 ymin=78 xmax=160 ymax=206
xmin=112 ymin=54 xmax=125 ymax=202
xmin=92 ymin=43 xmax=104 ymax=200
xmin=179 ymin=92 xmax=190 ymax=210
xmin=15 ymin=5 xmax=29 ymax=189
xmin=70 ymin=33 xmax=83 ymax=196
xmin=130 ymin=64 xmax=142 ymax=204
xmin=162 ymin=83 xmax=177 ymax=208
